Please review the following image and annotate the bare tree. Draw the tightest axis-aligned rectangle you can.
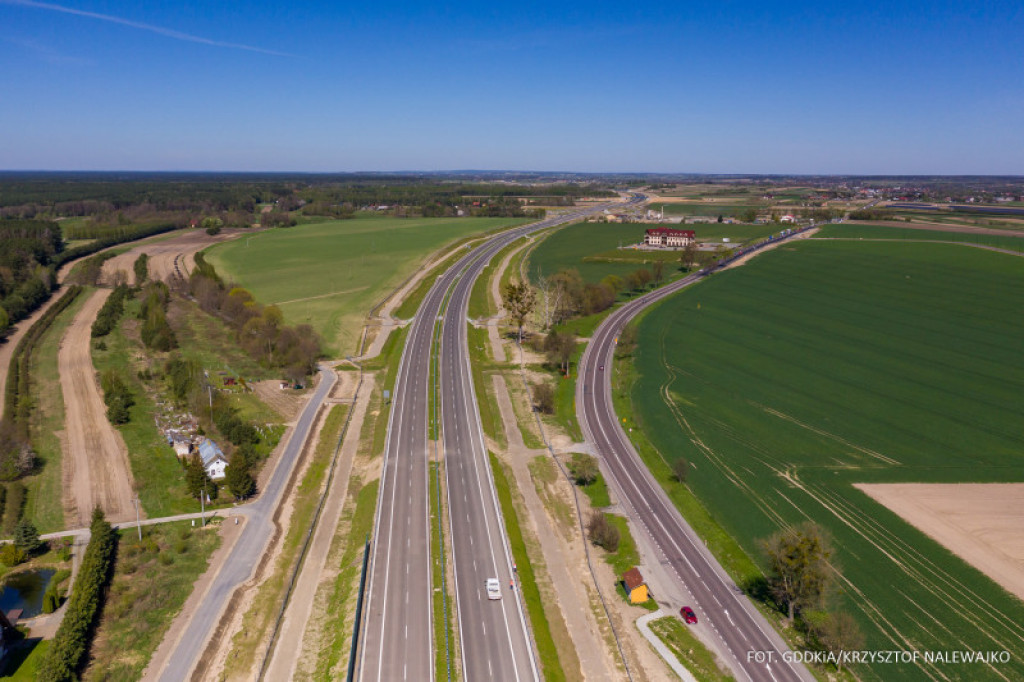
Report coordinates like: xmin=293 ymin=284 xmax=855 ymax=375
xmin=812 ymin=612 xmax=865 ymax=673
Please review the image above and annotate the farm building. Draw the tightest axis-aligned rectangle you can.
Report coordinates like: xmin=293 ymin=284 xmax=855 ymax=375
xmin=622 ymin=567 xmax=649 ymax=604
xmin=198 ymin=439 xmax=229 ymax=480
xmin=168 ymin=434 xmax=192 ymax=458
xmin=643 ymin=227 xmax=695 ymax=248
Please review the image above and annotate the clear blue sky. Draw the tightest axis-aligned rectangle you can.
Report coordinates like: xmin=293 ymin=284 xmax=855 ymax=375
xmin=1 ymin=0 xmax=1022 ymax=174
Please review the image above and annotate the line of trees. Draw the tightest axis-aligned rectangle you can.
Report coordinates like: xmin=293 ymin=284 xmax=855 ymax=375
xmin=37 ymin=509 xmax=118 ymax=682
xmin=188 ymin=254 xmax=321 ymax=381
xmin=138 ymin=281 xmax=177 ymax=351
xmin=90 ymin=284 xmax=131 ymax=338
xmin=100 ymin=370 xmax=134 ymax=425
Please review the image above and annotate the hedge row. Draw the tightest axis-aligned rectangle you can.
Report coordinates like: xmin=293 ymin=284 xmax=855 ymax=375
xmin=90 ymin=284 xmax=131 ymax=338
xmin=2 ymin=285 xmax=83 ymax=431
xmin=36 ymin=511 xmax=118 ymax=682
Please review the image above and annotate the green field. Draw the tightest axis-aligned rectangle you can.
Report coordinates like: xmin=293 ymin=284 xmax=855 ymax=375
xmin=205 ymin=215 xmax=527 ymax=355
xmin=816 ymin=223 xmax=1024 ymax=251
xmin=653 ymin=203 xmax=763 ymax=217
xmin=527 ymin=221 xmax=778 ymax=286
xmin=631 ymin=241 xmax=1024 ymax=680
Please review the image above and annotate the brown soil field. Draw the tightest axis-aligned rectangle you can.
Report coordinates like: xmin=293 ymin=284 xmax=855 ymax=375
xmin=100 ymin=228 xmax=245 ymax=286
xmin=59 ymin=289 xmax=139 ymax=526
xmin=857 ymin=483 xmax=1024 ymax=602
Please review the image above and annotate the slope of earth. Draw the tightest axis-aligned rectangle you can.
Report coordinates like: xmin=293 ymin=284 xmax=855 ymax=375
xmin=630 ymin=240 xmax=1024 ymax=681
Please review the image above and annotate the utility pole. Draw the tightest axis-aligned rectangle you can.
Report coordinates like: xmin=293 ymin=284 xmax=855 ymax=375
xmin=201 ymin=483 xmax=206 ymax=527
xmin=132 ymin=496 xmax=142 ymax=541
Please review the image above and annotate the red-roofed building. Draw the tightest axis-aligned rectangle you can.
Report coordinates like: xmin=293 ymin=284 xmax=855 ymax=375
xmin=644 ymin=227 xmax=695 ymax=248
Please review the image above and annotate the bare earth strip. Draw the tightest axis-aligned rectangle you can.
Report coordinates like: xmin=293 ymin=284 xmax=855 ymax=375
xmin=59 ymin=289 xmax=139 ymax=526
xmin=856 ymin=483 xmax=1024 ymax=602
xmin=263 ymin=372 xmax=366 ymax=680
xmin=100 ymin=228 xmax=245 ymax=286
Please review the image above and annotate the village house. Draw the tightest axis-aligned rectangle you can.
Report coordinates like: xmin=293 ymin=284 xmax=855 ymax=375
xmin=169 ymin=433 xmax=192 ymax=458
xmin=643 ymin=226 xmax=695 ymax=248
xmin=198 ymin=439 xmax=229 ymax=480
xmin=622 ymin=567 xmax=649 ymax=604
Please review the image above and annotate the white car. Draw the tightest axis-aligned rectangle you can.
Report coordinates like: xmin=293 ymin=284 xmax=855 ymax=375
xmin=486 ymin=578 xmax=502 ymax=600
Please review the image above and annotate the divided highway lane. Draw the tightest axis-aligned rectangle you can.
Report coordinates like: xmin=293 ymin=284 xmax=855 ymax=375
xmin=577 ymin=233 xmax=816 ymax=682
xmin=361 ymin=198 xmax=639 ymax=682
xmin=157 ymin=365 xmax=336 ymax=682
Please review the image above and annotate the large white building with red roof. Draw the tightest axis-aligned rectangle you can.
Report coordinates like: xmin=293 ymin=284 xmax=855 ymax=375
xmin=643 ymin=227 xmax=695 ymax=248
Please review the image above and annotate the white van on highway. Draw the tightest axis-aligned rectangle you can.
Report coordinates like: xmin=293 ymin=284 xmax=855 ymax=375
xmin=486 ymin=578 xmax=502 ymax=600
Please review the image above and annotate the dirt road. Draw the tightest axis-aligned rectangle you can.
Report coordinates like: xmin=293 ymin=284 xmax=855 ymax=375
xmin=59 ymin=289 xmax=139 ymax=525
xmin=100 ymin=229 xmax=243 ymax=286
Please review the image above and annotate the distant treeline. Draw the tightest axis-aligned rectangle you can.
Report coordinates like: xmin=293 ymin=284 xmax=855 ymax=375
xmin=0 ymin=218 xmax=179 ymax=336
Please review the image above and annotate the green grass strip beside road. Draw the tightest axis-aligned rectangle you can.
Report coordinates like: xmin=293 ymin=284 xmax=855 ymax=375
xmin=313 ymin=477 xmax=379 ymax=679
xmin=489 ymin=452 xmax=566 ymax=682
xmin=649 ymin=617 xmax=736 ymax=682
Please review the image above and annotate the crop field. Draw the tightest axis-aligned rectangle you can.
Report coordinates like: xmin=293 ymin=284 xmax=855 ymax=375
xmin=630 ymin=240 xmax=1024 ymax=680
xmin=653 ymin=203 xmax=762 ymax=217
xmin=205 ymin=215 xmax=526 ymax=355
xmin=815 ymin=223 xmax=1024 ymax=251
xmin=528 ymin=221 xmax=778 ymax=285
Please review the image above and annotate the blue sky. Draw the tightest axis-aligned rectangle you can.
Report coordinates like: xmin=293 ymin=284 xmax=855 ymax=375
xmin=1 ymin=0 xmax=1022 ymax=173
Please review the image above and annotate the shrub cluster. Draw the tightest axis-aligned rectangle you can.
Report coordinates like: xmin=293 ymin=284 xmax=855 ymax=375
xmin=138 ymin=281 xmax=177 ymax=351
xmin=37 ymin=509 xmax=118 ymax=682
xmin=587 ymin=511 xmax=620 ymax=552
xmin=90 ymin=284 xmax=132 ymax=338
xmin=133 ymin=252 xmax=149 ymax=284
xmin=189 ymin=257 xmax=320 ymax=379
xmin=100 ymin=371 xmax=134 ymax=425
xmin=213 ymin=406 xmax=259 ymax=447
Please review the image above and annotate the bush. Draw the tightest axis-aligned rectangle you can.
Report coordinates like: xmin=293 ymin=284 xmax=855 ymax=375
xmin=671 ymin=456 xmax=689 ymax=483
xmin=587 ymin=511 xmax=620 ymax=552
xmin=2 ymin=482 xmax=25 ymax=534
xmin=13 ymin=517 xmax=43 ymax=554
xmin=0 ymin=543 xmax=26 ymax=566
xmin=568 ymin=453 xmax=599 ymax=486
xmin=531 ymin=381 xmax=555 ymax=414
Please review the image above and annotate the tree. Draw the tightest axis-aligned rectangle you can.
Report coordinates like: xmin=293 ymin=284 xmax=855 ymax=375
xmin=742 ymin=208 xmax=758 ymax=223
xmin=761 ymin=522 xmax=835 ymax=622
xmin=531 ymin=381 xmax=555 ymax=414
xmin=652 ymin=260 xmax=665 ymax=286
xmin=201 ymin=216 xmax=224 ymax=235
xmin=0 ymin=306 xmax=9 ymax=339
xmin=184 ymin=453 xmax=212 ymax=500
xmin=812 ymin=612 xmax=865 ymax=673
xmin=587 ymin=511 xmax=620 ymax=552
xmin=634 ymin=268 xmax=653 ymax=291
xmin=133 ymin=253 xmax=149 ymax=284
xmin=544 ymin=330 xmax=576 ymax=375
xmin=681 ymin=241 xmax=698 ymax=271
xmin=13 ymin=517 xmax=43 ymax=554
xmin=224 ymin=457 xmax=256 ymax=500
xmin=671 ymin=456 xmax=689 ymax=483
xmin=569 ymin=453 xmax=599 ymax=486
xmin=502 ymin=280 xmax=536 ymax=344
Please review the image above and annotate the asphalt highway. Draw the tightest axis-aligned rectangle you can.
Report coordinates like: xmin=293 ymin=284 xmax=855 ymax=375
xmin=156 ymin=364 xmax=336 ymax=682
xmin=577 ymin=231 xmax=817 ymax=682
xmin=360 ymin=198 xmax=639 ymax=681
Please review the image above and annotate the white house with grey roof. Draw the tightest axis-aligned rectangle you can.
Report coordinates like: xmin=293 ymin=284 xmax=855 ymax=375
xmin=198 ymin=439 xmax=229 ymax=480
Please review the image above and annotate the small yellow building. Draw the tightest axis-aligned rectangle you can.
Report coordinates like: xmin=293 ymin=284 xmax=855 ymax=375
xmin=622 ymin=567 xmax=648 ymax=604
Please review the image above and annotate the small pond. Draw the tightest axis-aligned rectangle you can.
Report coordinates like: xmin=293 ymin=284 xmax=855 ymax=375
xmin=0 ymin=568 xmax=56 ymax=619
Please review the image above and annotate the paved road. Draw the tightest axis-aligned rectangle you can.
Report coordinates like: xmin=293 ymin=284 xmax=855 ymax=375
xmin=360 ymin=199 xmax=639 ymax=681
xmin=155 ymin=364 xmax=336 ymax=682
xmin=577 ymin=230 xmax=817 ymax=682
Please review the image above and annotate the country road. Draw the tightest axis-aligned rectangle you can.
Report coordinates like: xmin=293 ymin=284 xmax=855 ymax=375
xmin=152 ymin=364 xmax=336 ymax=682
xmin=577 ymin=228 xmax=817 ymax=682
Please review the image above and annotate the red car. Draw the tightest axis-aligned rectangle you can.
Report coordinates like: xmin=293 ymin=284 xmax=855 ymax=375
xmin=681 ymin=606 xmax=698 ymax=624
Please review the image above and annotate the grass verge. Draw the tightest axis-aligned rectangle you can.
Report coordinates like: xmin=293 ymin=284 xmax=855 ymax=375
xmin=311 ymin=477 xmax=379 ymax=679
xmin=467 ymin=325 xmax=507 ymax=451
xmin=82 ymin=521 xmax=222 ymax=681
xmin=429 ymin=461 xmax=458 ymax=681
xmin=224 ymin=404 xmax=347 ymax=677
xmin=24 ymin=291 xmax=88 ymax=532
xmin=489 ymin=452 xmax=572 ymax=682
xmin=648 ymin=616 xmax=736 ymax=682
